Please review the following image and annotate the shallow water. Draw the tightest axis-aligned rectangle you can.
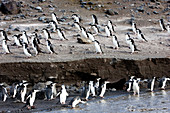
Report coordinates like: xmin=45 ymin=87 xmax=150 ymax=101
xmin=38 ymin=90 xmax=170 ymax=113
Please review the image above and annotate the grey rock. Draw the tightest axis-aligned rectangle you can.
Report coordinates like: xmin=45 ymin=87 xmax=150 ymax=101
xmin=153 ymin=11 xmax=159 ymax=14
xmin=35 ymin=6 xmax=42 ymax=10
xmin=105 ymin=9 xmax=119 ymax=15
xmin=137 ymin=6 xmax=144 ymax=12
xmin=38 ymin=16 xmax=46 ymax=21
xmin=4 ymin=16 xmax=11 ymax=21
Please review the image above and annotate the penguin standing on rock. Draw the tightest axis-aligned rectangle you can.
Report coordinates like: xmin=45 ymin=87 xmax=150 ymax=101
xmin=159 ymin=19 xmax=167 ymax=31
xmin=94 ymin=40 xmax=104 ymax=54
xmin=59 ymin=85 xmax=69 ymax=104
xmin=13 ymin=34 xmax=22 ymax=47
xmin=57 ymin=28 xmax=68 ymax=40
xmin=92 ymin=14 xmax=98 ymax=25
xmin=112 ymin=35 xmax=120 ymax=49
xmin=2 ymin=39 xmax=11 ymax=54
xmin=0 ymin=84 xmax=8 ymax=102
xmin=0 ymin=30 xmax=10 ymax=41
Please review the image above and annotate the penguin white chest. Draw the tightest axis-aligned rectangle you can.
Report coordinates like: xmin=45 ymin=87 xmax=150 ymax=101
xmin=2 ymin=41 xmax=10 ymax=53
xmin=94 ymin=42 xmax=102 ymax=53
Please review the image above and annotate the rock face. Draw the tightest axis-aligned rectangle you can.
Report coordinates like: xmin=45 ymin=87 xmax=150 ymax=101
xmin=0 ymin=58 xmax=169 ymax=88
xmin=0 ymin=0 xmax=21 ymax=14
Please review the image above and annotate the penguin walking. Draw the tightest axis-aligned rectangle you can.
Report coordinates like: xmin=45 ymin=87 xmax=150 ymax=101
xmin=51 ymin=12 xmax=59 ymax=25
xmin=69 ymin=96 xmax=86 ymax=108
xmin=94 ymin=78 xmax=101 ymax=95
xmin=147 ymin=77 xmax=156 ymax=92
xmin=159 ymin=19 xmax=167 ymax=31
xmin=32 ymin=32 xmax=41 ymax=44
xmin=13 ymin=34 xmax=22 ymax=47
xmin=92 ymin=14 xmax=98 ymax=25
xmin=89 ymin=81 xmax=96 ymax=97
xmin=20 ymin=82 xmax=29 ymax=103
xmin=126 ymin=76 xmax=135 ymax=92
xmin=2 ymin=39 xmax=11 ymax=54
xmin=159 ymin=77 xmax=170 ymax=90
xmin=105 ymin=25 xmax=112 ymax=37
xmin=108 ymin=20 xmax=115 ymax=33
xmin=132 ymin=22 xmax=137 ymax=34
xmin=22 ymin=31 xmax=29 ymax=44
xmin=72 ymin=14 xmax=80 ymax=23
xmin=59 ymin=85 xmax=69 ymax=104
xmin=81 ymin=27 xmax=89 ymax=38
xmin=81 ymin=81 xmax=90 ymax=101
xmin=91 ymin=25 xmax=100 ymax=35
xmin=74 ymin=22 xmax=81 ymax=31
xmin=99 ymin=81 xmax=110 ymax=98
xmin=49 ymin=20 xmax=58 ymax=32
xmin=94 ymin=40 xmax=103 ymax=54
xmin=31 ymin=36 xmax=42 ymax=55
xmin=23 ymin=43 xmax=32 ymax=57
xmin=136 ymin=29 xmax=148 ymax=42
xmin=0 ymin=84 xmax=8 ymax=102
xmin=46 ymin=39 xmax=57 ymax=54
xmin=125 ymin=33 xmax=132 ymax=45
xmin=112 ymin=35 xmax=120 ymax=49
xmin=129 ymin=38 xmax=138 ymax=54
xmin=87 ymin=32 xmax=95 ymax=41
xmin=132 ymin=78 xmax=140 ymax=95
xmin=42 ymin=28 xmax=52 ymax=40
xmin=45 ymin=84 xmax=53 ymax=100
xmin=0 ymin=30 xmax=10 ymax=41
xmin=10 ymin=82 xmax=19 ymax=98
xmin=57 ymin=28 xmax=68 ymax=40
xmin=25 ymin=89 xmax=40 ymax=109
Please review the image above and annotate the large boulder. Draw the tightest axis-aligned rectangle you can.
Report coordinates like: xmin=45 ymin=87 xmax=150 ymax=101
xmin=0 ymin=0 xmax=21 ymax=14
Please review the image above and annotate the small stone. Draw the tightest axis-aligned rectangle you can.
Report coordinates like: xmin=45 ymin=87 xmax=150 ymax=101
xmin=4 ymin=16 xmax=11 ymax=21
xmin=137 ymin=6 xmax=144 ymax=12
xmin=38 ymin=16 xmax=46 ymax=21
xmin=153 ymin=11 xmax=159 ymax=14
xmin=35 ymin=6 xmax=42 ymax=10
xmin=105 ymin=9 xmax=119 ymax=15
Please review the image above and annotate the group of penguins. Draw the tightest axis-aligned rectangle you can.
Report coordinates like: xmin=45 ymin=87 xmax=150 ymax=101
xmin=1 ymin=13 xmax=170 ymax=56
xmin=0 ymin=76 xmax=170 ymax=110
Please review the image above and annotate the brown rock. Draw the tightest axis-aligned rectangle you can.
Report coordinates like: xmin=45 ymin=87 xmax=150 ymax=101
xmin=77 ymin=37 xmax=92 ymax=44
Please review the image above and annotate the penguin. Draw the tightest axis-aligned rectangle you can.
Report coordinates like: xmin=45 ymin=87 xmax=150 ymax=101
xmin=132 ymin=22 xmax=137 ymax=34
xmin=89 ymin=81 xmax=96 ymax=97
xmin=42 ymin=28 xmax=52 ymax=40
xmin=159 ymin=77 xmax=170 ymax=90
xmin=159 ymin=19 xmax=167 ymax=31
xmin=23 ymin=43 xmax=32 ymax=57
xmin=10 ymin=82 xmax=19 ymax=98
xmin=25 ymin=89 xmax=40 ymax=109
xmin=126 ymin=76 xmax=135 ymax=92
xmin=92 ymin=14 xmax=98 ymax=25
xmin=80 ymin=81 xmax=90 ymax=101
xmin=22 ymin=31 xmax=29 ymax=44
xmin=94 ymin=78 xmax=101 ymax=95
xmin=99 ymin=81 xmax=110 ymax=98
xmin=0 ymin=84 xmax=8 ymax=102
xmin=74 ymin=22 xmax=81 ymax=31
xmin=132 ymin=78 xmax=140 ymax=95
xmin=125 ymin=33 xmax=132 ymax=45
xmin=2 ymin=39 xmax=11 ymax=54
xmin=105 ymin=25 xmax=112 ymax=37
xmin=81 ymin=27 xmax=89 ymax=38
xmin=49 ymin=20 xmax=58 ymax=32
xmin=85 ymin=82 xmax=91 ymax=101
xmin=87 ymin=32 xmax=95 ymax=41
xmin=108 ymin=20 xmax=115 ymax=33
xmin=69 ymin=96 xmax=85 ymax=108
xmin=94 ymin=40 xmax=104 ymax=54
xmin=72 ymin=14 xmax=80 ymax=23
xmin=32 ymin=32 xmax=41 ymax=44
xmin=45 ymin=39 xmax=57 ymax=54
xmin=0 ymin=30 xmax=10 ymax=41
xmin=59 ymin=85 xmax=69 ymax=104
xmin=167 ymin=24 xmax=170 ymax=33
xmin=51 ymin=12 xmax=59 ymax=25
xmin=45 ymin=84 xmax=53 ymax=100
xmin=13 ymin=34 xmax=22 ymax=47
xmin=56 ymin=28 xmax=68 ymax=40
xmin=91 ymin=24 xmax=100 ymax=35
xmin=136 ymin=29 xmax=148 ymax=42
xmin=129 ymin=38 xmax=138 ymax=54
xmin=20 ymin=82 xmax=29 ymax=103
xmin=147 ymin=77 xmax=156 ymax=92
xmin=31 ymin=35 xmax=42 ymax=55
xmin=112 ymin=35 xmax=120 ymax=49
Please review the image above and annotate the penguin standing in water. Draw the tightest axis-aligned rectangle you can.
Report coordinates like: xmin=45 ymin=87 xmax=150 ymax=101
xmin=81 ymin=27 xmax=89 ymax=38
xmin=147 ymin=77 xmax=156 ymax=92
xmin=45 ymin=39 xmax=57 ymax=54
xmin=92 ymin=14 xmax=98 ymax=25
xmin=42 ymin=28 xmax=52 ymax=40
xmin=132 ymin=78 xmax=140 ymax=95
xmin=56 ymin=28 xmax=68 ymax=40
xmin=31 ymin=35 xmax=42 ymax=55
xmin=89 ymin=81 xmax=96 ymax=97
xmin=72 ymin=14 xmax=80 ymax=23
xmin=126 ymin=76 xmax=135 ymax=92
xmin=94 ymin=40 xmax=104 ymax=54
xmin=129 ymin=38 xmax=138 ymax=54
xmin=23 ymin=43 xmax=32 ymax=57
xmin=136 ymin=29 xmax=148 ymax=42
xmin=108 ymin=20 xmax=115 ymax=33
xmin=2 ymin=39 xmax=11 ymax=54
xmin=59 ymin=85 xmax=69 ymax=104
xmin=13 ymin=34 xmax=22 ymax=47
xmin=0 ymin=84 xmax=8 ymax=102
xmin=0 ymin=30 xmax=10 ymax=41
xmin=105 ymin=25 xmax=112 ymax=37
xmin=91 ymin=25 xmax=100 ymax=35
xmin=159 ymin=19 xmax=167 ymax=31
xmin=51 ymin=12 xmax=59 ymax=25
xmin=112 ymin=35 xmax=120 ymax=49
xmin=99 ymin=81 xmax=110 ymax=98
xmin=132 ymin=22 xmax=137 ymax=34
xmin=159 ymin=77 xmax=170 ymax=90
xmin=22 ymin=31 xmax=29 ymax=44
xmin=25 ymin=89 xmax=40 ymax=109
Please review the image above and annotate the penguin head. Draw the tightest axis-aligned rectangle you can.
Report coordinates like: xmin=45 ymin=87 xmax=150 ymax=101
xmin=108 ymin=20 xmax=112 ymax=25
xmin=72 ymin=14 xmax=78 ymax=18
xmin=61 ymin=85 xmax=65 ymax=89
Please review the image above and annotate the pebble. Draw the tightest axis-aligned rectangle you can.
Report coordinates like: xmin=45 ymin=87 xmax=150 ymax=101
xmin=35 ymin=6 xmax=42 ymax=11
xmin=38 ymin=16 xmax=46 ymax=21
xmin=153 ymin=11 xmax=159 ymax=14
xmin=4 ymin=16 xmax=11 ymax=21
